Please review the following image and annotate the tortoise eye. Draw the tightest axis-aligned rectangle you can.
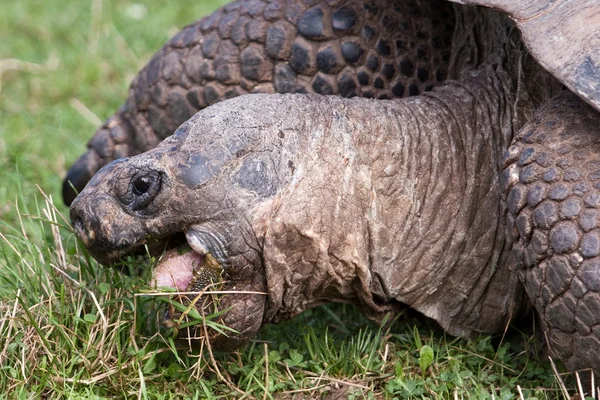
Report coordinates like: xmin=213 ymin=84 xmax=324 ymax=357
xmin=128 ymin=169 xmax=162 ymax=211
xmin=133 ymin=176 xmax=152 ymax=195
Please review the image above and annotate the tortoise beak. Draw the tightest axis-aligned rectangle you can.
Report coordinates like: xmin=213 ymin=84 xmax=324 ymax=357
xmin=69 ymin=193 xmax=136 ymax=264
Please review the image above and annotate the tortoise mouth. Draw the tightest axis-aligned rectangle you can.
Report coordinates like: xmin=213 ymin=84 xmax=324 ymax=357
xmin=149 ymin=229 xmax=226 ymax=293
xmin=148 ymin=229 xmax=228 ymax=337
xmin=151 ymin=246 xmax=205 ymax=291
xmin=145 ymin=232 xmax=187 ymax=259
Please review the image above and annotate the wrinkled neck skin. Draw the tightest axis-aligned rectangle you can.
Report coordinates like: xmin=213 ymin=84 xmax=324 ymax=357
xmin=245 ymin=65 xmax=520 ymax=337
xmin=251 ymin=7 xmax=557 ymax=337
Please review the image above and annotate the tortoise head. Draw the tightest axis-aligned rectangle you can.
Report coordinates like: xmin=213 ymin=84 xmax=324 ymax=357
xmin=69 ymin=96 xmax=296 ymax=346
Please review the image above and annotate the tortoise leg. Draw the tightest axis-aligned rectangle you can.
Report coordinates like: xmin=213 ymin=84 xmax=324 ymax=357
xmin=62 ymin=0 xmax=455 ymax=205
xmin=504 ymin=91 xmax=600 ymax=376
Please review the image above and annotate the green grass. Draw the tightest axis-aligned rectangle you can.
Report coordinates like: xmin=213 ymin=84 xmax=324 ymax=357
xmin=0 ymin=0 xmax=588 ymax=398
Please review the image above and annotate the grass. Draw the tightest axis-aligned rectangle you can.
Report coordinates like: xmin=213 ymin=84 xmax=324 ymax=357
xmin=0 ymin=0 xmax=589 ymax=398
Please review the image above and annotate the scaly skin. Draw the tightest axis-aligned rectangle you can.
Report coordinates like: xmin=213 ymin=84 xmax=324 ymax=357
xmin=504 ymin=92 xmax=600 ymax=375
xmin=63 ymin=0 xmax=455 ymax=205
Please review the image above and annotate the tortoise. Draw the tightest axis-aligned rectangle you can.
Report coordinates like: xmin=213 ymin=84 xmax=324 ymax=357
xmin=66 ymin=0 xmax=600 ymax=379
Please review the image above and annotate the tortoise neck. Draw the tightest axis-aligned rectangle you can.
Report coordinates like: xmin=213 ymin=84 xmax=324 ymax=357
xmin=365 ymin=66 xmax=520 ymax=335
xmin=259 ymin=66 xmax=528 ymax=332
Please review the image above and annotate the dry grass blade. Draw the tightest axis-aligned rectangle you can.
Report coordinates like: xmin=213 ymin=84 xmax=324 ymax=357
xmin=0 ymin=58 xmax=47 ymax=93
xmin=450 ymin=345 xmax=518 ymax=373
xmin=263 ymin=342 xmax=270 ymax=400
xmin=0 ymin=289 xmax=22 ymax=365
xmin=52 ymin=368 xmax=119 ymax=385
xmin=140 ymin=290 xmax=267 ymax=296
xmin=69 ymin=98 xmax=103 ymax=127
xmin=282 ymin=384 xmax=330 ymax=396
xmin=576 ymin=372 xmax=585 ymax=399
xmin=517 ymin=385 xmax=525 ymax=400
xmin=549 ymin=356 xmax=570 ymax=398
xmin=137 ymin=364 xmax=146 ymax=400
xmin=277 ymin=362 xmax=370 ymax=390
xmin=36 ymin=185 xmax=72 ymax=227
xmin=200 ymin=308 xmax=246 ymax=397
xmin=44 ymin=203 xmax=67 ymax=271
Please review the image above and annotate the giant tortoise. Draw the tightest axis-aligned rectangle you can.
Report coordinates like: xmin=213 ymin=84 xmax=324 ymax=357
xmin=66 ymin=0 xmax=600 ymax=379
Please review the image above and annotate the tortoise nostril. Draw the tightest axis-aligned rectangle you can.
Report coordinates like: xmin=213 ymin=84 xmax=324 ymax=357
xmin=71 ymin=214 xmax=95 ymax=247
xmin=70 ymin=204 xmax=87 ymax=239
xmin=72 ymin=216 xmax=85 ymax=236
